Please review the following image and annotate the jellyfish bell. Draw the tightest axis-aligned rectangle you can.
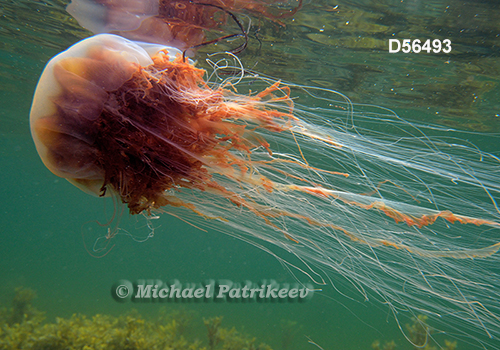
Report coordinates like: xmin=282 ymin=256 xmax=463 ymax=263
xmin=30 ymin=34 xmax=183 ymax=196
xmin=30 ymin=33 xmax=500 ymax=348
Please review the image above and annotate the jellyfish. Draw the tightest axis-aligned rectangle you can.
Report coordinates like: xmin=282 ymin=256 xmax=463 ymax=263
xmin=66 ymin=0 xmax=303 ymax=50
xmin=30 ymin=33 xmax=500 ymax=348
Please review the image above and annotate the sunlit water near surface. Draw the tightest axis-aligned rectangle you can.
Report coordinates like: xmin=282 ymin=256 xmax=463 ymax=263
xmin=1 ymin=0 xmax=500 ymax=349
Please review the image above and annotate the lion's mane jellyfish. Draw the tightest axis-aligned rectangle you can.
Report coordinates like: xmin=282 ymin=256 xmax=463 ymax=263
xmin=66 ymin=0 xmax=302 ymax=50
xmin=30 ymin=34 xmax=500 ymax=347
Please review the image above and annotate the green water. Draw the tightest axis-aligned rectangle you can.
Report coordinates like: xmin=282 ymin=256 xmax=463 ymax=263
xmin=1 ymin=0 xmax=499 ymax=349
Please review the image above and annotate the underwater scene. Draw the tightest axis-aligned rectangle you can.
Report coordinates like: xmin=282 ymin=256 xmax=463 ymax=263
xmin=1 ymin=0 xmax=500 ymax=349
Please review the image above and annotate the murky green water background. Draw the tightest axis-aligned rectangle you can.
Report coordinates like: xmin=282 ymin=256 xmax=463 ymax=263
xmin=1 ymin=0 xmax=499 ymax=349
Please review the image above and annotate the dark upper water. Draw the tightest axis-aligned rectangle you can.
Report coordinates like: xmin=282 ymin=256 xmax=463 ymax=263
xmin=1 ymin=0 xmax=499 ymax=349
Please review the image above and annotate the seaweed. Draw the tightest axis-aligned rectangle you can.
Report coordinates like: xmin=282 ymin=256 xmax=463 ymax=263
xmin=0 ymin=289 xmax=272 ymax=350
xmin=372 ymin=315 xmax=459 ymax=350
xmin=280 ymin=319 xmax=301 ymax=350
xmin=204 ymin=316 xmax=271 ymax=350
